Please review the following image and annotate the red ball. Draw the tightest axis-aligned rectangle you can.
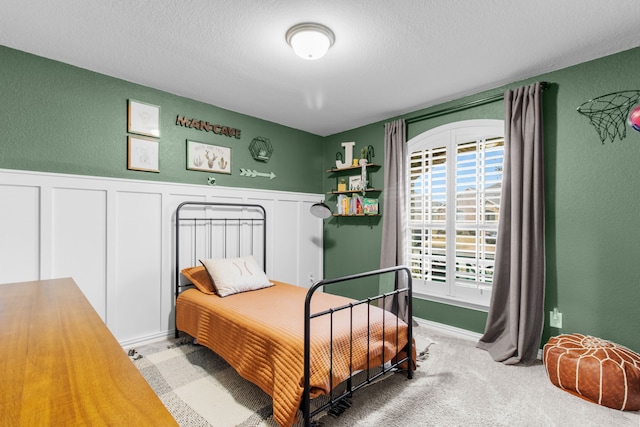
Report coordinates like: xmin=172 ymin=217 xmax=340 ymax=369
xmin=629 ymin=105 xmax=640 ymax=132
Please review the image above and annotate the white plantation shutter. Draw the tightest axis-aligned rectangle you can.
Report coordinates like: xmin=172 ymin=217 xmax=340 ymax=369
xmin=407 ymin=120 xmax=504 ymax=308
xmin=409 ymin=144 xmax=448 ymax=295
xmin=454 ymin=135 xmax=503 ymax=291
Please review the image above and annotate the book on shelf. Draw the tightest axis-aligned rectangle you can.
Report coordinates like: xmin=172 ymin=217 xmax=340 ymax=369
xmin=363 ymin=198 xmax=378 ymax=215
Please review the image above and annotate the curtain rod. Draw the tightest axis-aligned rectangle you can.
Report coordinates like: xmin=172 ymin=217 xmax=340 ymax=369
xmin=405 ymin=82 xmax=549 ymax=125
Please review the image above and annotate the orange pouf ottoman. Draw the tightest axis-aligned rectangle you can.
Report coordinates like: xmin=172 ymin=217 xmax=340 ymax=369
xmin=543 ymin=333 xmax=640 ymax=411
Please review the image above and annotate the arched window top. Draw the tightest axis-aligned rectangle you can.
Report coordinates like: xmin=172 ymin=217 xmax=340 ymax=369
xmin=409 ymin=119 xmax=504 ymax=151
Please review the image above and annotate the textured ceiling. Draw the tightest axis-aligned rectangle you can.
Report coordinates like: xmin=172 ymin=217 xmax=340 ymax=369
xmin=2 ymin=0 xmax=640 ymax=136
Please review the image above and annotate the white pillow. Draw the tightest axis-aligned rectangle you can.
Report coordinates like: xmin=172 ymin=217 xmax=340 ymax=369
xmin=200 ymin=255 xmax=273 ymax=297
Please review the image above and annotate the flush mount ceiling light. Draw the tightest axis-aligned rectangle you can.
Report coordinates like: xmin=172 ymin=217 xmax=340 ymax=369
xmin=286 ymin=23 xmax=335 ymax=60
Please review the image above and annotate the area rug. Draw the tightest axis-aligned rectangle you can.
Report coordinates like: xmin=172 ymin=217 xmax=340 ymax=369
xmin=132 ymin=341 xmax=277 ymax=426
xmin=131 ymin=328 xmax=640 ymax=426
xmin=131 ymin=336 xmax=427 ymax=427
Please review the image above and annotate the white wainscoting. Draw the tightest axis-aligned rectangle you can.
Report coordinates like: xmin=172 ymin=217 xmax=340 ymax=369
xmin=0 ymin=169 xmax=324 ymax=345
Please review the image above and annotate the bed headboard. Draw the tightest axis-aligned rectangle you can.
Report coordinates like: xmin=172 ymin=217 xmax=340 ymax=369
xmin=175 ymin=201 xmax=267 ymax=297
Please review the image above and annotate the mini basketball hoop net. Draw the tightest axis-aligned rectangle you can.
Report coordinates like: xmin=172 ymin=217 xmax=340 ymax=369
xmin=577 ymin=90 xmax=640 ymax=144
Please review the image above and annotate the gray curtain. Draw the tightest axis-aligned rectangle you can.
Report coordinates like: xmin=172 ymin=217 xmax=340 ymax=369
xmin=379 ymin=119 xmax=410 ymax=322
xmin=476 ymin=82 xmax=545 ymax=365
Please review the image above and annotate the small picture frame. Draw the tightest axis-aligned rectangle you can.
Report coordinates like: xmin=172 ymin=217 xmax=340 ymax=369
xmin=349 ymin=175 xmax=363 ymax=191
xmin=128 ymin=99 xmax=160 ymax=138
xmin=187 ymin=140 xmax=231 ymax=174
xmin=128 ymin=136 xmax=159 ymax=172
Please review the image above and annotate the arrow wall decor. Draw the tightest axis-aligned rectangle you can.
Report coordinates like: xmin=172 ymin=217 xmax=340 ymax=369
xmin=239 ymin=168 xmax=277 ymax=180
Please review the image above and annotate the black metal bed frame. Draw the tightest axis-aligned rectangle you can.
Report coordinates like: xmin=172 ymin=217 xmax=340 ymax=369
xmin=174 ymin=201 xmax=266 ymax=335
xmin=174 ymin=201 xmax=413 ymax=426
xmin=303 ymin=266 xmax=413 ymax=425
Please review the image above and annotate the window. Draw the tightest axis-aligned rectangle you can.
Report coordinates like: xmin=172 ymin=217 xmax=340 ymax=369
xmin=407 ymin=120 xmax=504 ymax=309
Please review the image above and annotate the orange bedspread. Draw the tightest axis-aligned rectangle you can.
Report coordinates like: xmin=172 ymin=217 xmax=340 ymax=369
xmin=176 ymin=281 xmax=411 ymax=427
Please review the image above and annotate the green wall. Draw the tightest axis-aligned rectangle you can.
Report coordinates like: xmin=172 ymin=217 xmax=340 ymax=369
xmin=2 ymin=44 xmax=639 ymax=353
xmin=323 ymin=47 xmax=640 ymax=353
xmin=0 ymin=46 xmax=324 ymax=193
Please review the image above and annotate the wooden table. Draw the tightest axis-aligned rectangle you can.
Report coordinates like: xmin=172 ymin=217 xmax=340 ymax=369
xmin=0 ymin=278 xmax=177 ymax=426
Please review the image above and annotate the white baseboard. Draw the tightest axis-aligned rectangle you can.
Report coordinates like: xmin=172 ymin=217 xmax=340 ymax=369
xmin=414 ymin=317 xmax=543 ymax=359
xmin=125 ymin=319 xmax=543 ymax=360
xmin=120 ymin=330 xmax=177 ymax=349
xmin=414 ymin=317 xmax=482 ymax=342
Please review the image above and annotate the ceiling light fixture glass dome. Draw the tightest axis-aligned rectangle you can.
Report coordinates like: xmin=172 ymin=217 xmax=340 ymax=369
xmin=286 ymin=23 xmax=335 ymax=60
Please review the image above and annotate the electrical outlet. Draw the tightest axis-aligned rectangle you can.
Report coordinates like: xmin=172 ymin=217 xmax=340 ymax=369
xmin=549 ymin=308 xmax=562 ymax=328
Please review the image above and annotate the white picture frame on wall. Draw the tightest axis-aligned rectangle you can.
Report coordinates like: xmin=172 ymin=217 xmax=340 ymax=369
xmin=127 ymin=99 xmax=160 ymax=138
xmin=128 ymin=136 xmax=159 ymax=172
xmin=186 ymin=140 xmax=231 ymax=174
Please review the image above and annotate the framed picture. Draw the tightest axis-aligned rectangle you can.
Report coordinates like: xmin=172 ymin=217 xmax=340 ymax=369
xmin=128 ymin=136 xmax=159 ymax=172
xmin=128 ymin=99 xmax=160 ymax=138
xmin=349 ymin=175 xmax=363 ymax=191
xmin=187 ymin=140 xmax=231 ymax=174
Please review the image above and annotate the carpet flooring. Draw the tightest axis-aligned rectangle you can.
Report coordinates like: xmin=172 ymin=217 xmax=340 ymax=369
xmin=129 ymin=327 xmax=640 ymax=426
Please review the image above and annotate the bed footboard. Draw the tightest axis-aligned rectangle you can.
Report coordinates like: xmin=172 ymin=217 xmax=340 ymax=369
xmin=302 ymin=265 xmax=413 ymax=426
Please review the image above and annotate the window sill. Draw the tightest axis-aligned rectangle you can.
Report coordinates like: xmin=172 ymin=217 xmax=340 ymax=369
xmin=412 ymin=291 xmax=489 ymax=312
